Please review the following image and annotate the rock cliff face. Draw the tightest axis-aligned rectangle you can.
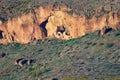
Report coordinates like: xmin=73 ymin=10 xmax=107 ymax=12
xmin=0 ymin=6 xmax=120 ymax=44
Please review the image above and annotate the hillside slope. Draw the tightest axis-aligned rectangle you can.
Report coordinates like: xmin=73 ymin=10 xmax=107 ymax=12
xmin=0 ymin=30 xmax=120 ymax=80
xmin=0 ymin=0 xmax=120 ymax=80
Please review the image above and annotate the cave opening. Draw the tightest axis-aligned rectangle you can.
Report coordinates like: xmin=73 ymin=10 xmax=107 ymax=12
xmin=40 ymin=19 xmax=48 ymax=37
xmin=0 ymin=30 xmax=3 ymax=39
xmin=104 ymin=28 xmax=112 ymax=34
xmin=57 ymin=26 xmax=65 ymax=33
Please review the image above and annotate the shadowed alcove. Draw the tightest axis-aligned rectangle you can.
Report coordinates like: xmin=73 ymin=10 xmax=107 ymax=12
xmin=40 ymin=19 xmax=48 ymax=37
xmin=0 ymin=30 xmax=3 ymax=39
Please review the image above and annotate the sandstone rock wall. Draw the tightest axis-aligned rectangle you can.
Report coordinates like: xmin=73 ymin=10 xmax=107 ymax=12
xmin=0 ymin=6 xmax=120 ymax=44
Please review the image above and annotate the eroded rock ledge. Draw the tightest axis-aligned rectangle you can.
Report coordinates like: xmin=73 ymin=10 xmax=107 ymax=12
xmin=0 ymin=5 xmax=120 ymax=44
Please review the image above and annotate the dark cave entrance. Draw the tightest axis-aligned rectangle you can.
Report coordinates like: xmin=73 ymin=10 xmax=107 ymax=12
xmin=0 ymin=30 xmax=3 ymax=39
xmin=104 ymin=28 xmax=112 ymax=34
xmin=40 ymin=19 xmax=48 ymax=37
xmin=57 ymin=26 xmax=65 ymax=33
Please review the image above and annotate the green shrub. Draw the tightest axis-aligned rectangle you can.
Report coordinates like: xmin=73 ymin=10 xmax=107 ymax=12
xmin=90 ymin=43 xmax=96 ymax=46
xmin=99 ymin=43 xmax=104 ymax=46
xmin=106 ymin=43 xmax=114 ymax=48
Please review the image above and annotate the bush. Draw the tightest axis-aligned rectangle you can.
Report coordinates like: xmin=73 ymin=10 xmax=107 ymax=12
xmin=106 ymin=43 xmax=114 ymax=48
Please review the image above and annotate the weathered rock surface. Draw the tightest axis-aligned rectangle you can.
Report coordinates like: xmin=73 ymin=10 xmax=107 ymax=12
xmin=0 ymin=6 xmax=120 ymax=44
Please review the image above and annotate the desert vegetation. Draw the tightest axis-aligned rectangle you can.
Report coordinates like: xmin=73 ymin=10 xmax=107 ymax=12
xmin=0 ymin=30 xmax=120 ymax=80
xmin=0 ymin=0 xmax=120 ymax=80
xmin=0 ymin=0 xmax=120 ymax=22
